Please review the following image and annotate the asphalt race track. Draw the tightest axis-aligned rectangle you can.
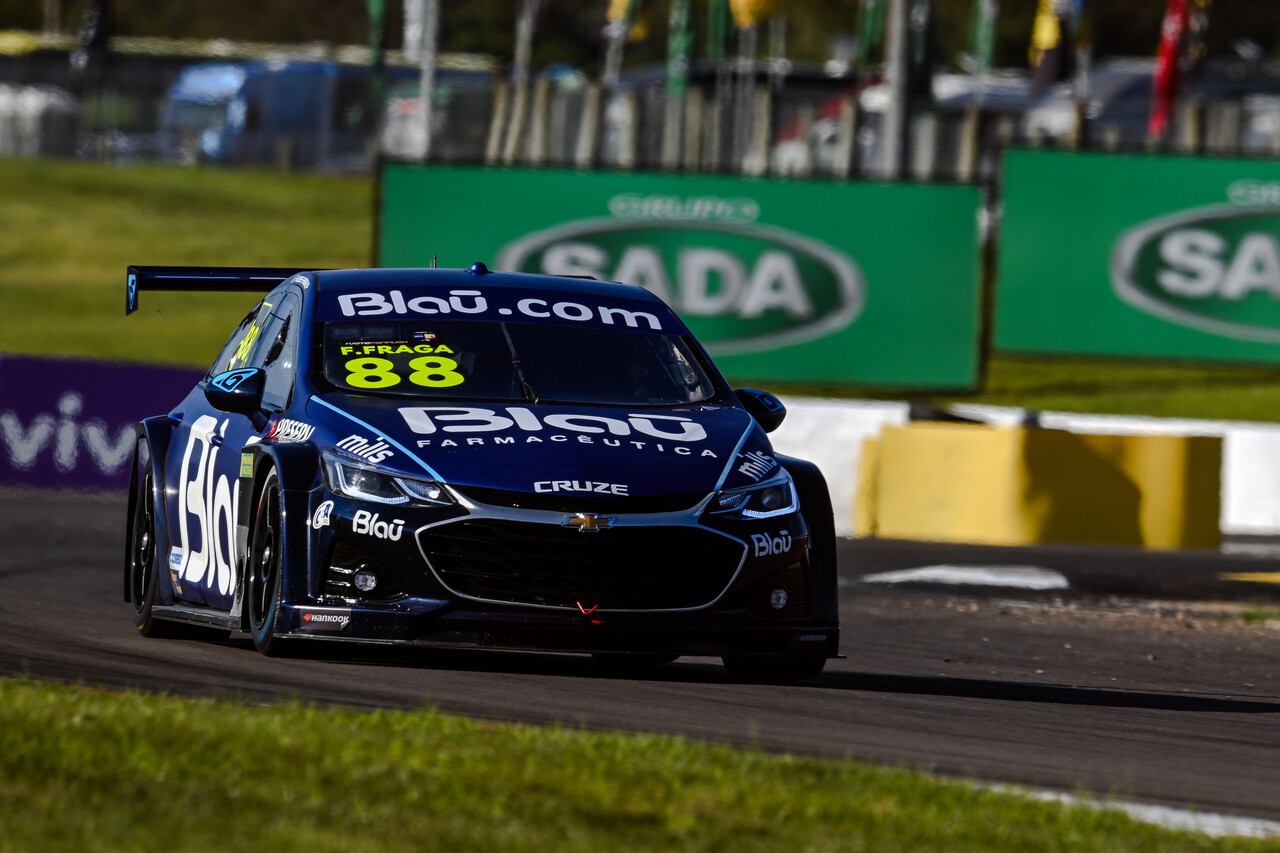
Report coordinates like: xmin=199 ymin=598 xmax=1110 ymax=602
xmin=3 ymin=488 xmax=1279 ymax=821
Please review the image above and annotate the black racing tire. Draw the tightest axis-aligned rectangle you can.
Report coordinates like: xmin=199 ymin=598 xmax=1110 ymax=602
xmin=782 ymin=457 xmax=840 ymax=624
xmin=128 ymin=448 xmax=175 ymax=638
xmin=247 ymin=469 xmax=294 ymax=657
xmin=591 ymin=653 xmax=679 ymax=673
xmin=722 ymin=656 xmax=826 ymax=683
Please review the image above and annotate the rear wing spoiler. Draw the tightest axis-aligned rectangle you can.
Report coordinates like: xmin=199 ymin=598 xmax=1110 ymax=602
xmin=126 ymin=266 xmax=321 ymax=315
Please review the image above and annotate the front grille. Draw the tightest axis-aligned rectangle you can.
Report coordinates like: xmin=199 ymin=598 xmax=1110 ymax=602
xmin=419 ymin=519 xmax=745 ymax=610
xmin=452 ymin=485 xmax=705 ymax=514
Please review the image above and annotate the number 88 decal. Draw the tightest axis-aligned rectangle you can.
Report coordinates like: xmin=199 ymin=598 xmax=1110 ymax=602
xmin=344 ymin=356 xmax=465 ymax=389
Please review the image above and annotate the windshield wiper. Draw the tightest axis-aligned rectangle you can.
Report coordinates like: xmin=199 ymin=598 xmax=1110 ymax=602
xmin=518 ymin=375 xmax=540 ymax=404
xmin=500 ymin=323 xmax=540 ymax=404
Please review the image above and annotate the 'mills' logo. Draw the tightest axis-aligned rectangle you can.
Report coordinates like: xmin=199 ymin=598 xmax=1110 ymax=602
xmin=563 ymin=513 xmax=613 ymax=533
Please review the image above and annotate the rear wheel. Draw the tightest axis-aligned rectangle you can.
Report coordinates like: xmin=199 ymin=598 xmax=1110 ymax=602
xmin=722 ymin=656 xmax=826 ymax=683
xmin=128 ymin=454 xmax=174 ymax=637
xmin=247 ymin=470 xmax=293 ymax=656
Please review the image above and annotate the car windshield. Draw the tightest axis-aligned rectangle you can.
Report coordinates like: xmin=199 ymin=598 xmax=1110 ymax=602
xmin=320 ymin=319 xmax=719 ymax=406
xmin=165 ymin=99 xmax=230 ymax=131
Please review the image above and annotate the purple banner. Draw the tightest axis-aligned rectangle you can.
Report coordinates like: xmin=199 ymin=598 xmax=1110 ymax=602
xmin=0 ymin=354 xmax=202 ymax=491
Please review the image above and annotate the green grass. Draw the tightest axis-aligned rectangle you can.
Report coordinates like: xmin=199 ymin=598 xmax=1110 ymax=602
xmin=5 ymin=155 xmax=1280 ymax=422
xmin=1240 ymin=603 xmax=1280 ymax=624
xmin=0 ymin=677 xmax=1269 ymax=853
xmin=0 ymin=158 xmax=372 ymax=365
xmin=953 ymin=356 xmax=1280 ymax=422
xmin=772 ymin=345 xmax=1280 ymax=422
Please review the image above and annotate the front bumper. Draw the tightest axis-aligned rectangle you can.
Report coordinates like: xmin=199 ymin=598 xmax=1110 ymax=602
xmin=286 ymin=486 xmax=840 ymax=658
xmin=282 ymin=599 xmax=841 ymax=658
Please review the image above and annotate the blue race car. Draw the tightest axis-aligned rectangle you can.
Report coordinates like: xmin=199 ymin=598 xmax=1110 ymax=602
xmin=124 ymin=264 xmax=839 ymax=681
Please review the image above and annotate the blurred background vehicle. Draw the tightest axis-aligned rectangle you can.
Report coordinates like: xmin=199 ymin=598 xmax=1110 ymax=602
xmin=158 ymin=59 xmax=422 ymax=170
xmin=1023 ymin=57 xmax=1280 ymax=152
xmin=2 ymin=0 xmax=1280 ymax=179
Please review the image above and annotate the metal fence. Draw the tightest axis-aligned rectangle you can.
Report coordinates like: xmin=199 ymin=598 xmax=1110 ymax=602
xmin=4 ymin=31 xmax=1280 ymax=182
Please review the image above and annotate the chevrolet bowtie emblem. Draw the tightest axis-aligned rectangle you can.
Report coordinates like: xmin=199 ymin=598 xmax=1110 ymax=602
xmin=563 ymin=512 xmax=613 ymax=532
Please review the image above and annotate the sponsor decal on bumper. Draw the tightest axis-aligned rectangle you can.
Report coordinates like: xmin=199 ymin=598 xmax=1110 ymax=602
xmin=297 ymin=608 xmax=352 ymax=632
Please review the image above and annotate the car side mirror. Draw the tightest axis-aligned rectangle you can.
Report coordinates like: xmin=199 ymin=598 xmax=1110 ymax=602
xmin=205 ymin=368 xmax=266 ymax=417
xmin=734 ymin=388 xmax=787 ymax=433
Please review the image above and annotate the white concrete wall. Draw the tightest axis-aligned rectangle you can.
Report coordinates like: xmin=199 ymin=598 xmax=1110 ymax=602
xmin=773 ymin=396 xmax=1280 ymax=538
xmin=770 ymin=398 xmax=905 ymax=538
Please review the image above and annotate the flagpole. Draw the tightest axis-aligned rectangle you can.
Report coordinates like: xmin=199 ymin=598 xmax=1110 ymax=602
xmin=881 ymin=0 xmax=908 ymax=179
xmin=416 ymin=0 xmax=438 ymax=162
xmin=706 ymin=0 xmax=729 ymax=171
xmin=662 ymin=0 xmax=692 ymax=169
xmin=1150 ymin=0 xmax=1187 ymax=144
xmin=503 ymin=0 xmax=540 ymax=164
xmin=602 ymin=0 xmax=635 ymax=91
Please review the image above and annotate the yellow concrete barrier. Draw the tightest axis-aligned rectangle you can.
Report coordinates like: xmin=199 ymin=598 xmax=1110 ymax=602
xmin=855 ymin=423 xmax=1221 ymax=549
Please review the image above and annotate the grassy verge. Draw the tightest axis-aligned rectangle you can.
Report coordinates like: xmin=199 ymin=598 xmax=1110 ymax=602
xmin=0 ymin=677 xmax=1266 ymax=853
xmin=0 ymin=158 xmax=371 ymax=366
xmin=772 ymin=356 xmax=1280 ymax=423
xmin=1239 ymin=603 xmax=1280 ymax=626
xmin=4 ymin=156 xmax=1280 ymax=422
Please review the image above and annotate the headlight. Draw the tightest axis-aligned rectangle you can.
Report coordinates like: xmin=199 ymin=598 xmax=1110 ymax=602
xmin=710 ymin=471 xmax=798 ymax=519
xmin=322 ymin=449 xmax=452 ymax=507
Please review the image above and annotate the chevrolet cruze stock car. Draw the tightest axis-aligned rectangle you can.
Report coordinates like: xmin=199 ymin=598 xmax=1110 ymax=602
xmin=124 ymin=264 xmax=840 ymax=681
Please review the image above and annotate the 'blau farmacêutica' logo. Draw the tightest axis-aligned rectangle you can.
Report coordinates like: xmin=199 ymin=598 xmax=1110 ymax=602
xmin=1112 ymin=203 xmax=1280 ymax=342
xmin=496 ymin=202 xmax=864 ymax=354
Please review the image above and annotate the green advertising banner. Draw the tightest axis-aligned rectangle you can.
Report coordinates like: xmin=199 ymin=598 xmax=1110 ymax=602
xmin=379 ymin=165 xmax=983 ymax=388
xmin=997 ymin=149 xmax=1280 ymax=362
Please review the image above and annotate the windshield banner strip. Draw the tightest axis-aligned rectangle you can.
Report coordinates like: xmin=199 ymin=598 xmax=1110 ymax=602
xmin=317 ymin=290 xmax=673 ymax=334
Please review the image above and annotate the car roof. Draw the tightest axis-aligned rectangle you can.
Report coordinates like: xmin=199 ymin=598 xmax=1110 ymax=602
xmin=310 ymin=267 xmax=667 ymax=305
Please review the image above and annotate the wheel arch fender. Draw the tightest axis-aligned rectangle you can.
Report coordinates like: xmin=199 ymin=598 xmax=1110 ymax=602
xmin=233 ymin=443 xmax=322 ymax=628
xmin=778 ymin=454 xmax=839 ymax=623
xmin=124 ymin=417 xmax=176 ymax=603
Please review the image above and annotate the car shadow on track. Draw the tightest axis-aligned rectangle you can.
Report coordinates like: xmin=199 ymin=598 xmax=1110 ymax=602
xmin=219 ymin=638 xmax=1280 ymax=711
xmin=218 ymin=635 xmax=731 ymax=683
xmin=812 ymin=671 xmax=1280 ymax=714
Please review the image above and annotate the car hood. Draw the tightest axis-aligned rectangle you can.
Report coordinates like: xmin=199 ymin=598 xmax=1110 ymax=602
xmin=307 ymin=394 xmax=761 ymax=498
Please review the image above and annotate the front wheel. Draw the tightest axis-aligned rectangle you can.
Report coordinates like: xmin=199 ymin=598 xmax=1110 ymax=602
xmin=784 ymin=458 xmax=839 ymax=624
xmin=247 ymin=469 xmax=293 ymax=656
xmin=722 ymin=656 xmax=826 ymax=683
